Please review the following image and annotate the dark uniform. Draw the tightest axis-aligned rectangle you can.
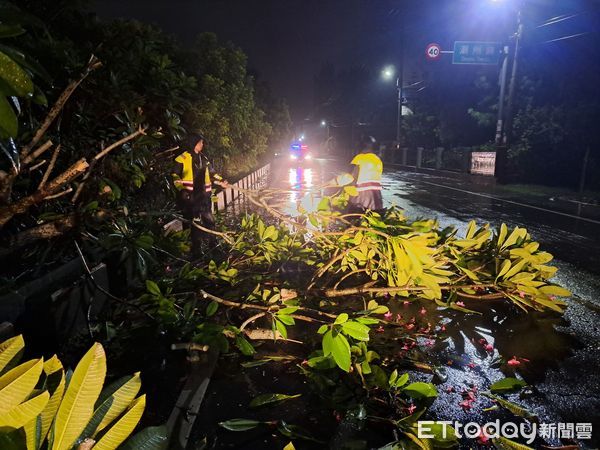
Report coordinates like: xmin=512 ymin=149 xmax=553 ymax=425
xmin=175 ymin=144 xmax=219 ymax=257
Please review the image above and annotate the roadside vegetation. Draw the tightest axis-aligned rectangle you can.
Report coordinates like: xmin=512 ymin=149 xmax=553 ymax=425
xmin=0 ymin=1 xmax=579 ymax=449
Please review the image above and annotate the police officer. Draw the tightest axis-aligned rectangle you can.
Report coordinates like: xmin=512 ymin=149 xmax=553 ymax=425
xmin=174 ymin=134 xmax=222 ymax=257
xmin=347 ymin=136 xmax=384 ymax=213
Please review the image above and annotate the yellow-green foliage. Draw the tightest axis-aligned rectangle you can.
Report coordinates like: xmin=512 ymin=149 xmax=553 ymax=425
xmin=0 ymin=336 xmax=159 ymax=450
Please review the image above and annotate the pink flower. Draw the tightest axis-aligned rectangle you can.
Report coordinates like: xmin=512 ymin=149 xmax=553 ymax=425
xmin=384 ymin=311 xmax=393 ymax=320
xmin=395 ymin=313 xmax=403 ymax=322
xmin=464 ymin=390 xmax=476 ymax=401
xmin=440 ymin=325 xmax=446 ymax=332
xmin=485 ymin=344 xmax=494 ymax=352
xmin=376 ymin=325 xmax=385 ymax=333
xmin=406 ymin=404 xmax=417 ymax=414
xmin=403 ymin=301 xmax=410 ymax=306
xmin=519 ymin=291 xmax=526 ymax=298
xmin=507 ymin=356 xmax=521 ymax=366
xmin=419 ymin=307 xmax=427 ymax=315
xmin=301 ymin=359 xmax=309 ymax=366
xmin=477 ymin=429 xmax=489 ymax=444
xmin=456 ymin=301 xmax=465 ymax=307
xmin=459 ymin=400 xmax=473 ymax=410
xmin=424 ymin=339 xmax=435 ymax=347
xmin=402 ymin=343 xmax=410 ymax=351
xmin=405 ymin=323 xmax=415 ymax=330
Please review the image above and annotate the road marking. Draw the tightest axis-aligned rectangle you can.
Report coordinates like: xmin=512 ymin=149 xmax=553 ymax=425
xmin=403 ymin=178 xmax=600 ymax=226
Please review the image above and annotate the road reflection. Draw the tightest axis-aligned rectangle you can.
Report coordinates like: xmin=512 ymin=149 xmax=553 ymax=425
xmin=284 ymin=167 xmax=317 ymax=217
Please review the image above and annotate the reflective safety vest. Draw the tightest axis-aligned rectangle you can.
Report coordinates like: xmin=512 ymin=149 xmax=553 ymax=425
xmin=175 ymin=151 xmax=217 ymax=193
xmin=174 ymin=152 xmax=194 ymax=191
xmin=350 ymin=152 xmax=383 ymax=191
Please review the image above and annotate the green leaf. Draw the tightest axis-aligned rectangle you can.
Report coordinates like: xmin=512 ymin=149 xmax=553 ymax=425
xmin=145 ymin=280 xmax=161 ymax=296
xmin=538 ymin=285 xmax=571 ymax=297
xmin=219 ymin=418 xmax=263 ymax=431
xmin=334 ymin=313 xmax=349 ymax=324
xmin=497 ymin=223 xmax=508 ymax=247
xmin=482 ymin=393 xmax=537 ymax=421
xmin=277 ymin=421 xmax=322 ymax=443
xmin=390 ymin=372 xmax=409 ymax=389
xmin=490 ymin=377 xmax=527 ymax=394
xmin=277 ymin=315 xmax=295 ymax=326
xmin=235 ymin=336 xmax=256 ymax=356
xmin=274 ymin=319 xmax=288 ymax=339
xmin=120 ymin=425 xmax=169 ymax=450
xmin=402 ymin=382 xmax=438 ymax=399
xmin=496 ymin=260 xmax=511 ymax=280
xmin=0 ymin=25 xmax=25 ymax=38
xmin=0 ymin=51 xmax=33 ymax=97
xmin=249 ymin=393 xmax=301 ymax=408
xmin=0 ymin=94 xmax=17 ymax=138
xmin=420 ymin=423 xmax=458 ymax=448
xmin=317 ymin=325 xmax=328 ymax=334
xmin=330 ymin=334 xmax=351 ymax=372
xmin=341 ymin=321 xmax=370 ymax=342
xmin=206 ymin=301 xmax=218 ymax=317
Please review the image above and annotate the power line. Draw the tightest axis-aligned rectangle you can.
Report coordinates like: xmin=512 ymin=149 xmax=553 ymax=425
xmin=542 ymin=31 xmax=593 ymax=44
xmin=537 ymin=12 xmax=582 ymax=28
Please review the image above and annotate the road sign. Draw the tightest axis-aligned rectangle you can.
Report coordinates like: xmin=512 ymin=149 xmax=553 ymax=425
xmin=425 ymin=43 xmax=442 ymax=60
xmin=471 ymin=151 xmax=496 ymax=176
xmin=452 ymin=41 xmax=501 ymax=65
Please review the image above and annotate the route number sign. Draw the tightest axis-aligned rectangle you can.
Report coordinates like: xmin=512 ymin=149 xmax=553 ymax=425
xmin=425 ymin=43 xmax=441 ymax=60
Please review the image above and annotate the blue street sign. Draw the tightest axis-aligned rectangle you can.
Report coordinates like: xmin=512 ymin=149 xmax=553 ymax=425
xmin=452 ymin=41 xmax=502 ymax=65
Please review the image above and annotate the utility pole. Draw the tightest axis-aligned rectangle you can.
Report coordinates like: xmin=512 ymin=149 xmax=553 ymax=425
xmin=396 ymin=13 xmax=405 ymax=150
xmin=494 ymin=45 xmax=509 ymax=180
xmin=495 ymin=6 xmax=523 ymax=182
xmin=494 ymin=46 xmax=509 ymax=145
xmin=503 ymin=8 xmax=523 ymax=148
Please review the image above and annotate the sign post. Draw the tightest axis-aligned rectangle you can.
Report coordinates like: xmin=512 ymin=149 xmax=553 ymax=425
xmin=452 ymin=41 xmax=501 ymax=65
xmin=425 ymin=43 xmax=442 ymax=61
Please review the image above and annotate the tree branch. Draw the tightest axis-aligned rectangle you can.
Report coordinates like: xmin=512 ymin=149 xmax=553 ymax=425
xmin=20 ymin=55 xmax=102 ymax=160
xmin=38 ymin=144 xmax=61 ymax=189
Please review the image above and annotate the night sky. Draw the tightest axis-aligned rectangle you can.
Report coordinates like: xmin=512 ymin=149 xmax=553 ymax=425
xmin=93 ymin=0 xmax=599 ymax=123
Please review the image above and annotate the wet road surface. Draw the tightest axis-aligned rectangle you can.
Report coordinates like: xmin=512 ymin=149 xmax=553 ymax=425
xmin=271 ymin=157 xmax=600 ymax=441
xmin=198 ymin=157 xmax=600 ymax=448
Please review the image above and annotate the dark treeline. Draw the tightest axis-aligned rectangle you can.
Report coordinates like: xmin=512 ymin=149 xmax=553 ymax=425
xmin=0 ymin=0 xmax=291 ymax=280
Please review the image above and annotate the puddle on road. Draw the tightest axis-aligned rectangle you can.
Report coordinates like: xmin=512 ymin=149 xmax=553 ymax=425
xmin=190 ymin=298 xmax=589 ymax=449
xmin=190 ymin=165 xmax=599 ymax=448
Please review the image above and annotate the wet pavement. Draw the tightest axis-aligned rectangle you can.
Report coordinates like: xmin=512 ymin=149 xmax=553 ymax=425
xmin=199 ymin=157 xmax=600 ymax=448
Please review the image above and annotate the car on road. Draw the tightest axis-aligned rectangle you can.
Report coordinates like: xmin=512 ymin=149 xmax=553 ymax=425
xmin=288 ymin=141 xmax=313 ymax=163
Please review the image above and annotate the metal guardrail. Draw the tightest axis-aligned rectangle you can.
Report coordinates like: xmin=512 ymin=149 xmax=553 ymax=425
xmin=212 ymin=163 xmax=271 ymax=212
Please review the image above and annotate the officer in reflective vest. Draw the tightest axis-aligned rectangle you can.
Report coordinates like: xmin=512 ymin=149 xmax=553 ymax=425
xmin=347 ymin=136 xmax=384 ymax=212
xmin=173 ymin=134 xmax=222 ymax=257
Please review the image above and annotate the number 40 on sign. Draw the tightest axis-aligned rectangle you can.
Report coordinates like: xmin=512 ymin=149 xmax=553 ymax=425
xmin=425 ymin=43 xmax=442 ymax=60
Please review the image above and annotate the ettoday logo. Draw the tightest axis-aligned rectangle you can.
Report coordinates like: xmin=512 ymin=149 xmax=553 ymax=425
xmin=417 ymin=420 xmax=593 ymax=444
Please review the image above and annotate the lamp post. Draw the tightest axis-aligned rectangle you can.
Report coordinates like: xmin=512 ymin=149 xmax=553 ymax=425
xmin=381 ymin=65 xmax=404 ymax=145
xmin=494 ymin=0 xmax=524 ymax=182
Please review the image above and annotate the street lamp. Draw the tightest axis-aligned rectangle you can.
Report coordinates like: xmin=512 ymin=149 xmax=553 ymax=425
xmin=320 ymin=120 xmax=326 ymax=127
xmin=381 ymin=65 xmax=404 ymax=145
